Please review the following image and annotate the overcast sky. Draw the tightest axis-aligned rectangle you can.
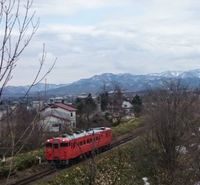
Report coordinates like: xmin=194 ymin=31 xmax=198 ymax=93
xmin=5 ymin=0 xmax=200 ymax=86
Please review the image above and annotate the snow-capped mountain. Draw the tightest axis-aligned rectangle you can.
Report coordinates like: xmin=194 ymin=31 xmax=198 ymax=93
xmin=3 ymin=69 xmax=200 ymax=97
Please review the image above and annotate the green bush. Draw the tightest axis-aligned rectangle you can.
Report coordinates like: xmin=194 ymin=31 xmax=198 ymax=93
xmin=0 ymin=148 xmax=45 ymax=177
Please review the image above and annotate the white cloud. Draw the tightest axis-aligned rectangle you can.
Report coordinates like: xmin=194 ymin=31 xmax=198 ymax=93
xmin=31 ymin=0 xmax=134 ymax=17
xmin=3 ymin=0 xmax=200 ymax=86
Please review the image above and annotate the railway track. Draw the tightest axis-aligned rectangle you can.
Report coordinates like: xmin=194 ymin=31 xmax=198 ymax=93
xmin=7 ymin=126 xmax=146 ymax=185
xmin=9 ymin=169 xmax=56 ymax=185
xmin=110 ymin=126 xmax=145 ymax=149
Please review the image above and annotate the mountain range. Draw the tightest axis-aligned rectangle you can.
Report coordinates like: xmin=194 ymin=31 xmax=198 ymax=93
xmin=3 ymin=69 xmax=200 ymax=98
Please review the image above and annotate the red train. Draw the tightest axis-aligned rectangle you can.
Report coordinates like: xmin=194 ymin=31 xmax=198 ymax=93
xmin=45 ymin=127 xmax=111 ymax=165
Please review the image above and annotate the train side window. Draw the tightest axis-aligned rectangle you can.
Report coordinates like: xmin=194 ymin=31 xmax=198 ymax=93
xmin=84 ymin=140 xmax=86 ymax=145
xmin=46 ymin=143 xmax=52 ymax=148
xmin=90 ymin=138 xmax=92 ymax=143
xmin=79 ymin=141 xmax=82 ymax=146
xmin=96 ymin=137 xmax=98 ymax=141
xmin=100 ymin=135 xmax=103 ymax=140
xmin=60 ymin=143 xmax=69 ymax=147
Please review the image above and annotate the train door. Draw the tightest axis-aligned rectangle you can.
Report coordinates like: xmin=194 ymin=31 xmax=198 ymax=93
xmin=60 ymin=142 xmax=70 ymax=160
xmin=52 ymin=139 xmax=60 ymax=160
xmin=71 ymin=140 xmax=77 ymax=158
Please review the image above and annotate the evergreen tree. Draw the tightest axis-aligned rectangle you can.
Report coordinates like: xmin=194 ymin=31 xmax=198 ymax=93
xmin=131 ymin=94 xmax=142 ymax=117
xmin=131 ymin=94 xmax=142 ymax=105
xmin=99 ymin=92 xmax=110 ymax=111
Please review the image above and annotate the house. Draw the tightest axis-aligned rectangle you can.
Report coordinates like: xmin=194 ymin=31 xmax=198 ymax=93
xmin=122 ymin=101 xmax=133 ymax=113
xmin=105 ymin=100 xmax=134 ymax=118
xmin=106 ymin=101 xmax=133 ymax=113
xmin=40 ymin=103 xmax=77 ymax=132
xmin=48 ymin=96 xmax=65 ymax=104
xmin=122 ymin=100 xmax=135 ymax=118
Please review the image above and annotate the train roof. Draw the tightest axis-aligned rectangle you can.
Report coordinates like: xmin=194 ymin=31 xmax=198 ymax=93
xmin=49 ymin=127 xmax=111 ymax=141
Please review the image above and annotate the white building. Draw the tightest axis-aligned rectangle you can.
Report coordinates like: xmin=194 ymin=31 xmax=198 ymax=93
xmin=40 ymin=103 xmax=77 ymax=132
xmin=122 ymin=101 xmax=133 ymax=111
xmin=32 ymin=101 xmax=43 ymax=112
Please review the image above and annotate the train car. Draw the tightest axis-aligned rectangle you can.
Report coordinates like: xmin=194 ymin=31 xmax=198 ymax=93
xmin=45 ymin=127 xmax=111 ymax=165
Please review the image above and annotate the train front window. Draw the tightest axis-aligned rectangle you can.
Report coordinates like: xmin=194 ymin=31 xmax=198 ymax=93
xmin=46 ymin=143 xmax=52 ymax=148
xmin=53 ymin=144 xmax=58 ymax=148
xmin=60 ymin=143 xmax=69 ymax=147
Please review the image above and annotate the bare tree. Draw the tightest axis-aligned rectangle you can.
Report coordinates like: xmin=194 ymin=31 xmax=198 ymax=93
xmin=0 ymin=0 xmax=56 ymax=183
xmin=111 ymin=83 xmax=125 ymax=125
xmin=132 ymin=79 xmax=200 ymax=184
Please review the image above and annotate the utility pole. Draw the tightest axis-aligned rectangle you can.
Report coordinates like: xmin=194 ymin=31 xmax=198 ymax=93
xmin=89 ymin=131 xmax=95 ymax=185
xmin=45 ymin=78 xmax=47 ymax=104
xmin=99 ymin=93 xmax=101 ymax=112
